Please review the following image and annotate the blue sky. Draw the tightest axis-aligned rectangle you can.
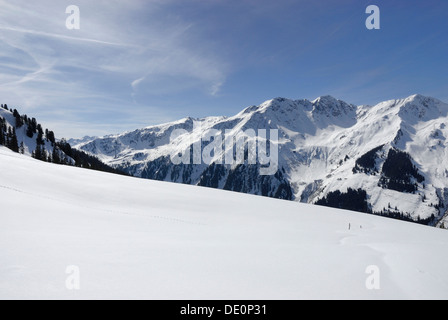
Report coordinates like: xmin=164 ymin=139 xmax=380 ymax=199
xmin=0 ymin=0 xmax=447 ymax=138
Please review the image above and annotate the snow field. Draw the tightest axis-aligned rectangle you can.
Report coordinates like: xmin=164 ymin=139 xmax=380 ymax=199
xmin=1 ymin=147 xmax=448 ymax=299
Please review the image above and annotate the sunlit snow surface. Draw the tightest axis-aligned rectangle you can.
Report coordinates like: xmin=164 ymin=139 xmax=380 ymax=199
xmin=1 ymin=146 xmax=448 ymax=299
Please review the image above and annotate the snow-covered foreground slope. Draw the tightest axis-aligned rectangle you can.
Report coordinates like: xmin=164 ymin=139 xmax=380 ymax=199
xmin=1 ymin=146 xmax=448 ymax=300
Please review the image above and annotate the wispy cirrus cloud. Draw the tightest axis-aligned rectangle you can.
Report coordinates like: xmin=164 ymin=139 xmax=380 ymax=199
xmin=0 ymin=25 xmax=134 ymax=47
xmin=0 ymin=0 xmax=229 ymax=137
xmin=1 ymin=0 xmax=447 ymax=138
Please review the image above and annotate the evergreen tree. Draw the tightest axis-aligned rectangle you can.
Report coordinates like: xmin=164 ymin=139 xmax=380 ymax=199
xmin=30 ymin=118 xmax=37 ymax=134
xmin=47 ymin=130 xmax=56 ymax=145
xmin=0 ymin=118 xmax=5 ymax=146
xmin=52 ymin=146 xmax=61 ymax=164
xmin=36 ymin=130 xmax=44 ymax=146
xmin=26 ymin=124 xmax=34 ymax=138
xmin=0 ymin=128 xmax=4 ymax=146
xmin=7 ymin=127 xmax=19 ymax=153
xmin=315 ymin=188 xmax=370 ymax=213
xmin=33 ymin=144 xmax=43 ymax=161
xmin=37 ymin=123 xmax=43 ymax=136
xmin=41 ymin=148 xmax=47 ymax=162
xmin=13 ymin=109 xmax=23 ymax=128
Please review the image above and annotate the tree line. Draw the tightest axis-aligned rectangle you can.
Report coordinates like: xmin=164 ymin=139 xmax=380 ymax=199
xmin=0 ymin=116 xmax=19 ymax=153
xmin=0 ymin=104 xmax=127 ymax=175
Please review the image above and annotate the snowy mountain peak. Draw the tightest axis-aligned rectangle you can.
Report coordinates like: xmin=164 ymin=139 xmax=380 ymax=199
xmin=312 ymin=95 xmax=357 ymax=117
xmin=240 ymin=105 xmax=260 ymax=115
xmin=312 ymin=95 xmax=339 ymax=104
xmin=257 ymin=97 xmax=293 ymax=111
xmin=395 ymin=94 xmax=448 ymax=123
xmin=405 ymin=93 xmax=441 ymax=104
xmin=68 ymin=136 xmax=99 ymax=148
xmin=242 ymin=95 xmax=357 ymax=120
xmin=408 ymin=93 xmax=427 ymax=101
xmin=72 ymin=94 xmax=448 ymax=226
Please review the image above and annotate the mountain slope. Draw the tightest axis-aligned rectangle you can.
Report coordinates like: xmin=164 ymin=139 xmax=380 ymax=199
xmin=73 ymin=94 xmax=448 ymax=225
xmin=0 ymin=105 xmax=125 ymax=175
xmin=1 ymin=145 xmax=448 ymax=299
xmin=0 ymin=105 xmax=59 ymax=158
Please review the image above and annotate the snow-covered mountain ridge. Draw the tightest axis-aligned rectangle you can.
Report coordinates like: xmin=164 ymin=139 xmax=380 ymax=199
xmin=73 ymin=94 xmax=448 ymax=226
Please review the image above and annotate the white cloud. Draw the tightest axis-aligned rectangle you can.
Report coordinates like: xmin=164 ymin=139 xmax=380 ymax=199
xmin=0 ymin=26 xmax=133 ymax=47
xmin=131 ymin=77 xmax=146 ymax=89
xmin=0 ymin=0 xmax=229 ymax=137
